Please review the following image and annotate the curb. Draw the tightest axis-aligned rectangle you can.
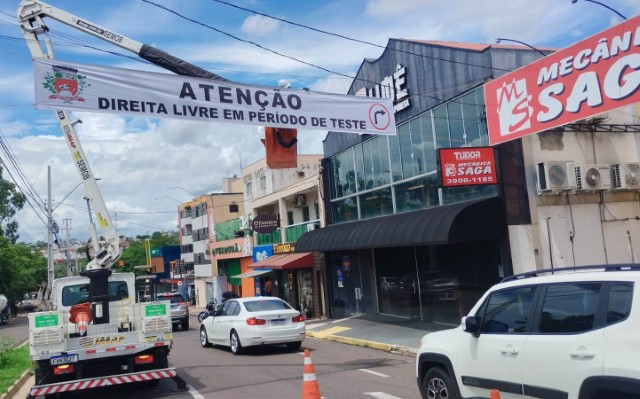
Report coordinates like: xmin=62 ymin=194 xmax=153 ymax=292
xmin=307 ymin=331 xmax=417 ymax=357
xmin=0 ymin=370 xmax=32 ymax=399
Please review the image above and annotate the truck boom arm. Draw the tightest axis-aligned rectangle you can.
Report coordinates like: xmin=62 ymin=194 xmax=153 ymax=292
xmin=17 ymin=0 xmax=226 ymax=269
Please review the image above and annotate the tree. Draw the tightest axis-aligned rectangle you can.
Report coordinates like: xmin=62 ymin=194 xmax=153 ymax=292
xmin=0 ymin=166 xmax=26 ymax=243
xmin=0 ymin=236 xmax=47 ymax=304
xmin=118 ymin=231 xmax=179 ymax=273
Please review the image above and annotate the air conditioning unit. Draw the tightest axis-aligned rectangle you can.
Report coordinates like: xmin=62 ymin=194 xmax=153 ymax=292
xmin=293 ymin=194 xmax=306 ymax=207
xmin=537 ymin=161 xmax=576 ymax=194
xmin=611 ymin=162 xmax=640 ymax=190
xmin=575 ymin=164 xmax=611 ymax=191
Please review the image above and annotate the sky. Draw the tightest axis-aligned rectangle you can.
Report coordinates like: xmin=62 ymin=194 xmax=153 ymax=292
xmin=0 ymin=0 xmax=638 ymax=244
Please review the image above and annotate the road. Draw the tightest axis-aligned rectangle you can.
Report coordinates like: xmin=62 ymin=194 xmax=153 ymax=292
xmin=0 ymin=314 xmax=29 ymax=348
xmin=7 ymin=313 xmax=420 ymax=399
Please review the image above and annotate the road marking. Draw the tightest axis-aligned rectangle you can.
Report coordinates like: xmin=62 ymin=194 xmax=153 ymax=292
xmin=330 ymin=316 xmax=358 ymax=323
xmin=306 ymin=322 xmax=327 ymax=330
xmin=310 ymin=326 xmax=350 ymax=338
xmin=189 ymin=386 xmax=206 ymax=399
xmin=364 ymin=392 xmax=403 ymax=399
xmin=358 ymin=369 xmax=389 ymax=378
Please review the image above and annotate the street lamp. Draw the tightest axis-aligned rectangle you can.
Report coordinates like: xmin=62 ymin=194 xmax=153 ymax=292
xmin=495 ymin=38 xmax=547 ymax=57
xmin=167 ymin=186 xmax=198 ymax=197
xmin=570 ymin=0 xmax=627 ymax=20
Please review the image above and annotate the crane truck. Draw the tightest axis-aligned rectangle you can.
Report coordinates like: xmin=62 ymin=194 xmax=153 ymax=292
xmin=16 ymin=0 xmax=228 ymax=396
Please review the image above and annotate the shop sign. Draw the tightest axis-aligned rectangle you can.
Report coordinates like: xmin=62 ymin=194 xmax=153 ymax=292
xmin=485 ymin=15 xmax=640 ymax=146
xmin=355 ymin=64 xmax=410 ymax=113
xmin=439 ymin=147 xmax=497 ymax=187
xmin=273 ymin=243 xmax=295 ymax=254
xmin=211 ymin=237 xmax=247 ymax=259
xmin=253 ymin=245 xmax=273 ymax=262
xmin=251 ymin=214 xmax=280 ymax=234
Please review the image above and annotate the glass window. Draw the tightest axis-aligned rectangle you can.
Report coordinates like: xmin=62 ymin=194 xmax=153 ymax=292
xmin=442 ymin=185 xmax=498 ymax=205
xmin=389 ymin=134 xmax=402 ymax=182
xmin=302 ymin=206 xmax=310 ymax=222
xmin=372 ymin=136 xmax=391 ymax=187
xmin=394 ymin=175 xmax=440 ymax=213
xmin=354 ymin=143 xmax=365 ymax=192
xmin=287 ymin=211 xmax=293 ymax=226
xmin=331 ymin=197 xmax=358 ymax=223
xmin=398 ymin=124 xmax=414 ymax=180
xmin=607 ymin=283 xmax=632 ymax=325
xmin=61 ymin=282 xmax=131 ymax=307
xmin=536 ymin=283 xmax=600 ymax=334
xmin=362 ymin=140 xmax=374 ymax=190
xmin=478 ymin=286 xmax=536 ymax=334
xmin=448 ymin=102 xmax=465 ymax=147
xmin=461 ymin=91 xmax=482 ymax=147
xmin=331 ymin=149 xmax=356 ymax=198
xmin=244 ymin=299 xmax=292 ymax=312
xmin=420 ymin=113 xmax=437 ymax=173
xmin=434 ymin=107 xmax=450 ymax=149
xmin=359 ymin=187 xmax=393 ymax=219
xmin=259 ymin=176 xmax=267 ymax=191
xmin=409 ymin=118 xmax=425 ymax=175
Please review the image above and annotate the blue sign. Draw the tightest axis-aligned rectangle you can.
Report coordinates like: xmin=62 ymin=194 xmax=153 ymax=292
xmin=252 ymin=245 xmax=273 ymax=263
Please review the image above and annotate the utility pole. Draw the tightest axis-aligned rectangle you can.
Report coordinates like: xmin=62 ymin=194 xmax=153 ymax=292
xmin=62 ymin=218 xmax=75 ymax=276
xmin=47 ymin=166 xmax=54 ymax=287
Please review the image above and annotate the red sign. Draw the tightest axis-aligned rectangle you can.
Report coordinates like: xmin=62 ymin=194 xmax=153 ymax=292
xmin=485 ymin=15 xmax=640 ymax=146
xmin=439 ymin=147 xmax=497 ymax=187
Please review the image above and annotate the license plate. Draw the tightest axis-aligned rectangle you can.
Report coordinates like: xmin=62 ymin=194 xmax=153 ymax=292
xmin=50 ymin=354 xmax=78 ymax=366
xmin=271 ymin=319 xmax=285 ymax=326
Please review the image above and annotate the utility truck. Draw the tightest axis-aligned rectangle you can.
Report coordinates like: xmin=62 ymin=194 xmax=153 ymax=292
xmin=16 ymin=0 xmax=226 ymax=396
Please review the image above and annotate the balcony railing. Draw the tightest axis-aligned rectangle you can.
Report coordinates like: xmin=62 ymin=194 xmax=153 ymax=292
xmin=285 ymin=220 xmax=320 ymax=242
xmin=255 ymin=228 xmax=282 ymax=245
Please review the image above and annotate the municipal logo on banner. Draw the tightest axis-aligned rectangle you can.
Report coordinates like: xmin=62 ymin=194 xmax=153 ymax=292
xmin=485 ymin=15 xmax=640 ymax=146
xmin=43 ymin=65 xmax=88 ymax=104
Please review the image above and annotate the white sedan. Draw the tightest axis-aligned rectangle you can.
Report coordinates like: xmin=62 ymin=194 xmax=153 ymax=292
xmin=199 ymin=296 xmax=305 ymax=354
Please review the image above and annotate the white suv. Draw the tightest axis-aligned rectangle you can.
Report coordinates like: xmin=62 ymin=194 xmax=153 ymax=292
xmin=416 ymin=265 xmax=640 ymax=399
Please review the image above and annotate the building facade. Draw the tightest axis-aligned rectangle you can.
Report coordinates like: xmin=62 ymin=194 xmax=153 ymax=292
xmin=296 ymin=39 xmax=640 ymax=324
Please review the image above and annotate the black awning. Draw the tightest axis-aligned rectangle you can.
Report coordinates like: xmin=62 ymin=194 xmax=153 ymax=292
xmin=295 ymin=197 xmax=503 ymax=252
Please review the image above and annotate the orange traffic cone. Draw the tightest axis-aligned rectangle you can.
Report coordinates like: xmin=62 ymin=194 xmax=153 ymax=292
xmin=302 ymin=349 xmax=321 ymax=399
xmin=490 ymin=389 xmax=501 ymax=399
xmin=69 ymin=302 xmax=92 ymax=336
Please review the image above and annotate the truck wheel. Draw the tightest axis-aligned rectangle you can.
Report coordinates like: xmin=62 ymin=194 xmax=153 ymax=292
xmin=200 ymin=326 xmax=212 ymax=348
xmin=421 ymin=367 xmax=459 ymax=399
xmin=230 ymin=330 xmax=243 ymax=355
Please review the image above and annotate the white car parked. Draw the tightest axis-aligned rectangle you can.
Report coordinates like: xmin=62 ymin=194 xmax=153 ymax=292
xmin=199 ymin=296 xmax=305 ymax=354
xmin=416 ymin=264 xmax=640 ymax=399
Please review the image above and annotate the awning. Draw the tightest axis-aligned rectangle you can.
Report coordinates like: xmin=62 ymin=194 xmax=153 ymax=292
xmin=295 ymin=197 xmax=503 ymax=252
xmin=231 ymin=269 xmax=273 ymax=279
xmin=248 ymin=252 xmax=314 ymax=270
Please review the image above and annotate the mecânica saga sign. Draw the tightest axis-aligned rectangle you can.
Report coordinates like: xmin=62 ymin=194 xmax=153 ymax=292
xmin=485 ymin=15 xmax=640 ymax=146
xmin=33 ymin=58 xmax=396 ymax=135
xmin=439 ymin=147 xmax=497 ymax=187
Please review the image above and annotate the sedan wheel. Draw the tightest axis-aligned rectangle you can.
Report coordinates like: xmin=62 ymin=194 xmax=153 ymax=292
xmin=230 ymin=330 xmax=243 ymax=355
xmin=200 ymin=326 xmax=211 ymax=348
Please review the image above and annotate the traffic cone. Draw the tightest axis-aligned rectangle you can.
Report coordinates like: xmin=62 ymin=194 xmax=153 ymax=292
xmin=490 ymin=389 xmax=501 ymax=399
xmin=301 ymin=349 xmax=321 ymax=399
xmin=69 ymin=302 xmax=92 ymax=336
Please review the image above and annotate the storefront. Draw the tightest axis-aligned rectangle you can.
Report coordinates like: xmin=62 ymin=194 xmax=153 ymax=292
xmin=210 ymin=237 xmax=253 ymax=297
xmin=297 ymin=39 xmax=540 ymax=323
xmin=248 ymin=244 xmax=320 ymax=319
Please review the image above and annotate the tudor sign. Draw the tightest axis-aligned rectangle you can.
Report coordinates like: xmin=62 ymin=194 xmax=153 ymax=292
xmin=439 ymin=147 xmax=497 ymax=187
xmin=484 ymin=15 xmax=640 ymax=146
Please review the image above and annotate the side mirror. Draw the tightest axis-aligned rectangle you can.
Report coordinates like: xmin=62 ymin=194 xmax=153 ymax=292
xmin=463 ymin=316 xmax=481 ymax=337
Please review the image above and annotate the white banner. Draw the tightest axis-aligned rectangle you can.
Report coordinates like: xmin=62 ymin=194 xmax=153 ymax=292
xmin=33 ymin=58 xmax=396 ymax=135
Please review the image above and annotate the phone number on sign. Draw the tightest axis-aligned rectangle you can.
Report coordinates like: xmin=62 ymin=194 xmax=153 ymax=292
xmin=445 ymin=176 xmax=495 ymax=185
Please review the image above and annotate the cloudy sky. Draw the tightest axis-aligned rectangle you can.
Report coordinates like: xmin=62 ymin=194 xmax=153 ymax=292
xmin=0 ymin=0 xmax=638 ymax=244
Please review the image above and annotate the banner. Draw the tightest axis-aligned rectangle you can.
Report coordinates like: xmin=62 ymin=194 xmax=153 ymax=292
xmin=485 ymin=15 xmax=640 ymax=146
xmin=33 ymin=58 xmax=396 ymax=135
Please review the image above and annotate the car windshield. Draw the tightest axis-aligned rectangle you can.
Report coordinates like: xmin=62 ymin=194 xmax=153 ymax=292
xmin=244 ymin=299 xmax=291 ymax=312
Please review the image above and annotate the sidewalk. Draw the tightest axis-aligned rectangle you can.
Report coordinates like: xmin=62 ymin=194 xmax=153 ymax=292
xmin=304 ymin=313 xmax=457 ymax=356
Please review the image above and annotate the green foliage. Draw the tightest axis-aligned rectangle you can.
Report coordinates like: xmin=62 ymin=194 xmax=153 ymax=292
xmin=0 ymin=340 xmax=31 ymax=395
xmin=0 ymin=236 xmax=47 ymax=303
xmin=118 ymin=231 xmax=179 ymax=272
xmin=0 ymin=166 xmax=26 ymax=244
